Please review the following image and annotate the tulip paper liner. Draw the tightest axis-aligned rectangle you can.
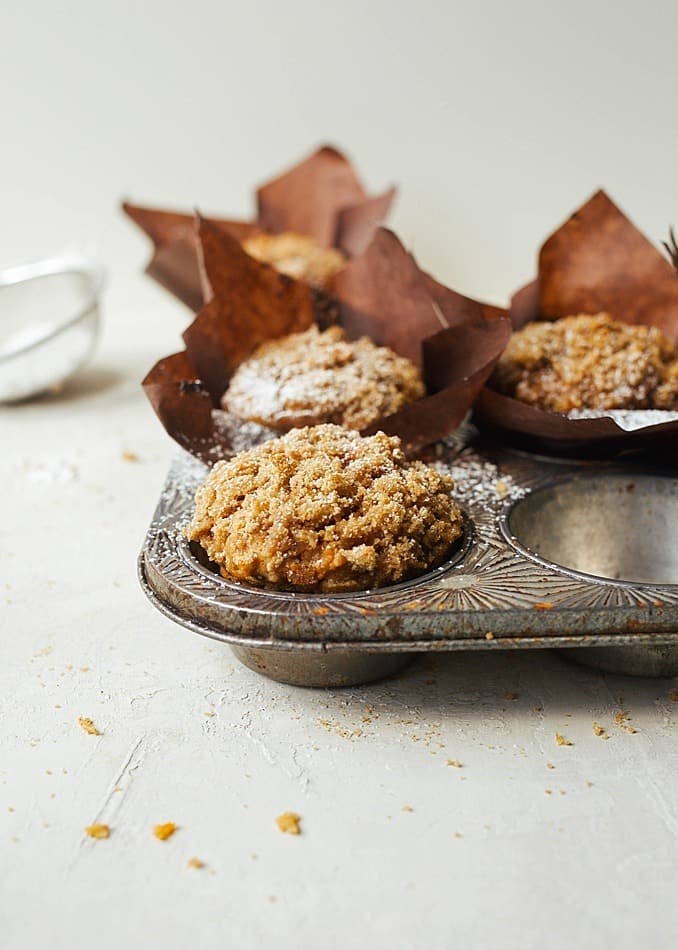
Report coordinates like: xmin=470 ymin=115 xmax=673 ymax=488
xmin=474 ymin=190 xmax=678 ymax=454
xmin=142 ymin=221 xmax=512 ymax=462
xmin=123 ymin=145 xmax=396 ymax=312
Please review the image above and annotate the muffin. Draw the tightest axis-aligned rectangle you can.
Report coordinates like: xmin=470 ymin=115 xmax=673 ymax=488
xmin=222 ymin=325 xmax=426 ymax=431
xmin=186 ymin=424 xmax=463 ymax=593
xmin=492 ymin=313 xmax=678 ymax=412
xmin=242 ymin=232 xmax=346 ymax=288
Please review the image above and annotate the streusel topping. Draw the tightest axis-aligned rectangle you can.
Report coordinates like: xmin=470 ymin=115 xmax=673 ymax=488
xmin=242 ymin=232 xmax=346 ymax=287
xmin=492 ymin=313 xmax=678 ymax=412
xmin=186 ymin=424 xmax=462 ymax=593
xmin=223 ymin=325 xmax=426 ymax=430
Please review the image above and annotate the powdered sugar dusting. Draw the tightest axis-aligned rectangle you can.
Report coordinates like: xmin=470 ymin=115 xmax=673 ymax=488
xmin=568 ymin=408 xmax=678 ymax=431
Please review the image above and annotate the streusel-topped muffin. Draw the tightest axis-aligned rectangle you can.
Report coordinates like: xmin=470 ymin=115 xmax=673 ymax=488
xmin=492 ymin=313 xmax=678 ymax=412
xmin=242 ymin=232 xmax=346 ymax=287
xmin=222 ymin=325 xmax=425 ymax=431
xmin=187 ymin=424 xmax=462 ymax=593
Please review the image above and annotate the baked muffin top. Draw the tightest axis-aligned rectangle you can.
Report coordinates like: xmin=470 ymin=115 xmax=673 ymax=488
xmin=242 ymin=232 xmax=346 ymax=287
xmin=222 ymin=325 xmax=426 ymax=431
xmin=492 ymin=313 xmax=678 ymax=412
xmin=186 ymin=424 xmax=463 ymax=593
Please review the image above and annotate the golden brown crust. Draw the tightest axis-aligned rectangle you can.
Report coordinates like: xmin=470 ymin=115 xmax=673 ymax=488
xmin=186 ymin=424 xmax=462 ymax=593
xmin=222 ymin=325 xmax=426 ymax=431
xmin=242 ymin=231 xmax=346 ymax=287
xmin=492 ymin=313 xmax=678 ymax=412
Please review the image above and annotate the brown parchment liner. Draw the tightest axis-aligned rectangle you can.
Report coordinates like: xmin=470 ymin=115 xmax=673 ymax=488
xmin=123 ymin=145 xmax=396 ymax=311
xmin=473 ymin=190 xmax=678 ymax=455
xmin=142 ymin=222 xmax=511 ymax=462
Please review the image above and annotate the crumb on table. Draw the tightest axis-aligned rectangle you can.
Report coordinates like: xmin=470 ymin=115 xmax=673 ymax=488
xmin=85 ymin=823 xmax=110 ymax=839
xmin=187 ymin=857 xmax=205 ymax=869
xmin=555 ymin=733 xmax=573 ymax=747
xmin=276 ymin=812 xmax=301 ymax=835
xmin=78 ymin=716 xmax=101 ymax=736
xmin=614 ymin=710 xmax=637 ymax=734
xmin=153 ymin=822 xmax=178 ymax=841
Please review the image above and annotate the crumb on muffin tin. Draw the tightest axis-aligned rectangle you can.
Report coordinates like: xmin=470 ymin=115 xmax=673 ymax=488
xmin=242 ymin=231 xmax=346 ymax=288
xmin=492 ymin=313 xmax=678 ymax=413
xmin=222 ymin=325 xmax=426 ymax=431
xmin=186 ymin=424 xmax=463 ymax=594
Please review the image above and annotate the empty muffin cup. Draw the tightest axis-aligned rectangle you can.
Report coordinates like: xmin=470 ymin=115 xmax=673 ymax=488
xmin=503 ymin=473 xmax=678 ymax=586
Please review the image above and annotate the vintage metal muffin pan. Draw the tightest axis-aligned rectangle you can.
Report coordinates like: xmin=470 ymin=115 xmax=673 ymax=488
xmin=139 ymin=425 xmax=678 ymax=685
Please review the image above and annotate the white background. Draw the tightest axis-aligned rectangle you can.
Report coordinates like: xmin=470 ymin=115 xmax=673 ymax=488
xmin=1 ymin=2 xmax=677 ymax=949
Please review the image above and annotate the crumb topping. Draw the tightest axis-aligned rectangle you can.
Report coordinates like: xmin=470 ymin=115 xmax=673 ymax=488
xmin=492 ymin=313 xmax=678 ymax=412
xmin=187 ymin=424 xmax=462 ymax=593
xmin=223 ymin=325 xmax=425 ymax=431
xmin=243 ymin=232 xmax=346 ymax=287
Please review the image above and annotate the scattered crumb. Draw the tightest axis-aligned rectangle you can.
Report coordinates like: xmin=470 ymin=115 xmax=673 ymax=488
xmin=534 ymin=706 xmax=543 ymax=713
xmin=585 ymin=781 xmax=594 ymax=788
xmin=614 ymin=710 xmax=637 ymax=734
xmin=446 ymin=759 xmax=463 ymax=768
xmin=495 ymin=480 xmax=508 ymax=498
xmin=78 ymin=716 xmax=100 ymax=736
xmin=592 ymin=722 xmax=610 ymax=739
xmin=45 ymin=770 xmax=52 ymax=775
xmin=79 ymin=666 xmax=90 ymax=673
xmin=276 ymin=812 xmax=301 ymax=835
xmin=8 ymin=807 xmax=15 ymax=812
xmin=555 ymin=733 xmax=573 ymax=747
xmin=402 ymin=805 xmax=414 ymax=813
xmin=485 ymin=632 xmax=494 ymax=640
xmin=504 ymin=691 xmax=518 ymax=701
xmin=534 ymin=602 xmax=554 ymax=611
xmin=545 ymin=789 xmax=552 ymax=795
xmin=121 ymin=450 xmax=139 ymax=463
xmin=546 ymin=763 xmax=555 ymax=770
xmin=453 ymin=832 xmax=463 ymax=839
xmin=85 ymin=823 xmax=110 ymax=839
xmin=153 ymin=822 xmax=178 ymax=841
xmin=559 ymin=790 xmax=566 ymax=796
xmin=203 ymin=711 xmax=215 ymax=718
xmin=187 ymin=857 xmax=205 ymax=869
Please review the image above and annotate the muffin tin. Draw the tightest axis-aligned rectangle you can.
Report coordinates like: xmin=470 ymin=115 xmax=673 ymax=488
xmin=139 ymin=424 xmax=678 ymax=686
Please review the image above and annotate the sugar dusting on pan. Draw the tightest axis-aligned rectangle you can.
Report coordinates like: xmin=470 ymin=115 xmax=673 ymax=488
xmin=434 ymin=448 xmax=527 ymax=509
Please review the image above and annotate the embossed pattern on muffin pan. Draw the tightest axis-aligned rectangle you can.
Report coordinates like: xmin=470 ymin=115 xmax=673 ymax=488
xmin=139 ymin=425 xmax=678 ymax=686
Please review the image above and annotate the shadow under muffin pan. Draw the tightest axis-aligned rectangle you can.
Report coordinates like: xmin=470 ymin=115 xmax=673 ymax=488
xmin=139 ymin=425 xmax=678 ymax=686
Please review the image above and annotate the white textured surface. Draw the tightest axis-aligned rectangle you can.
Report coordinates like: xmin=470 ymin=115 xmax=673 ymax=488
xmin=2 ymin=1 xmax=678 ymax=947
